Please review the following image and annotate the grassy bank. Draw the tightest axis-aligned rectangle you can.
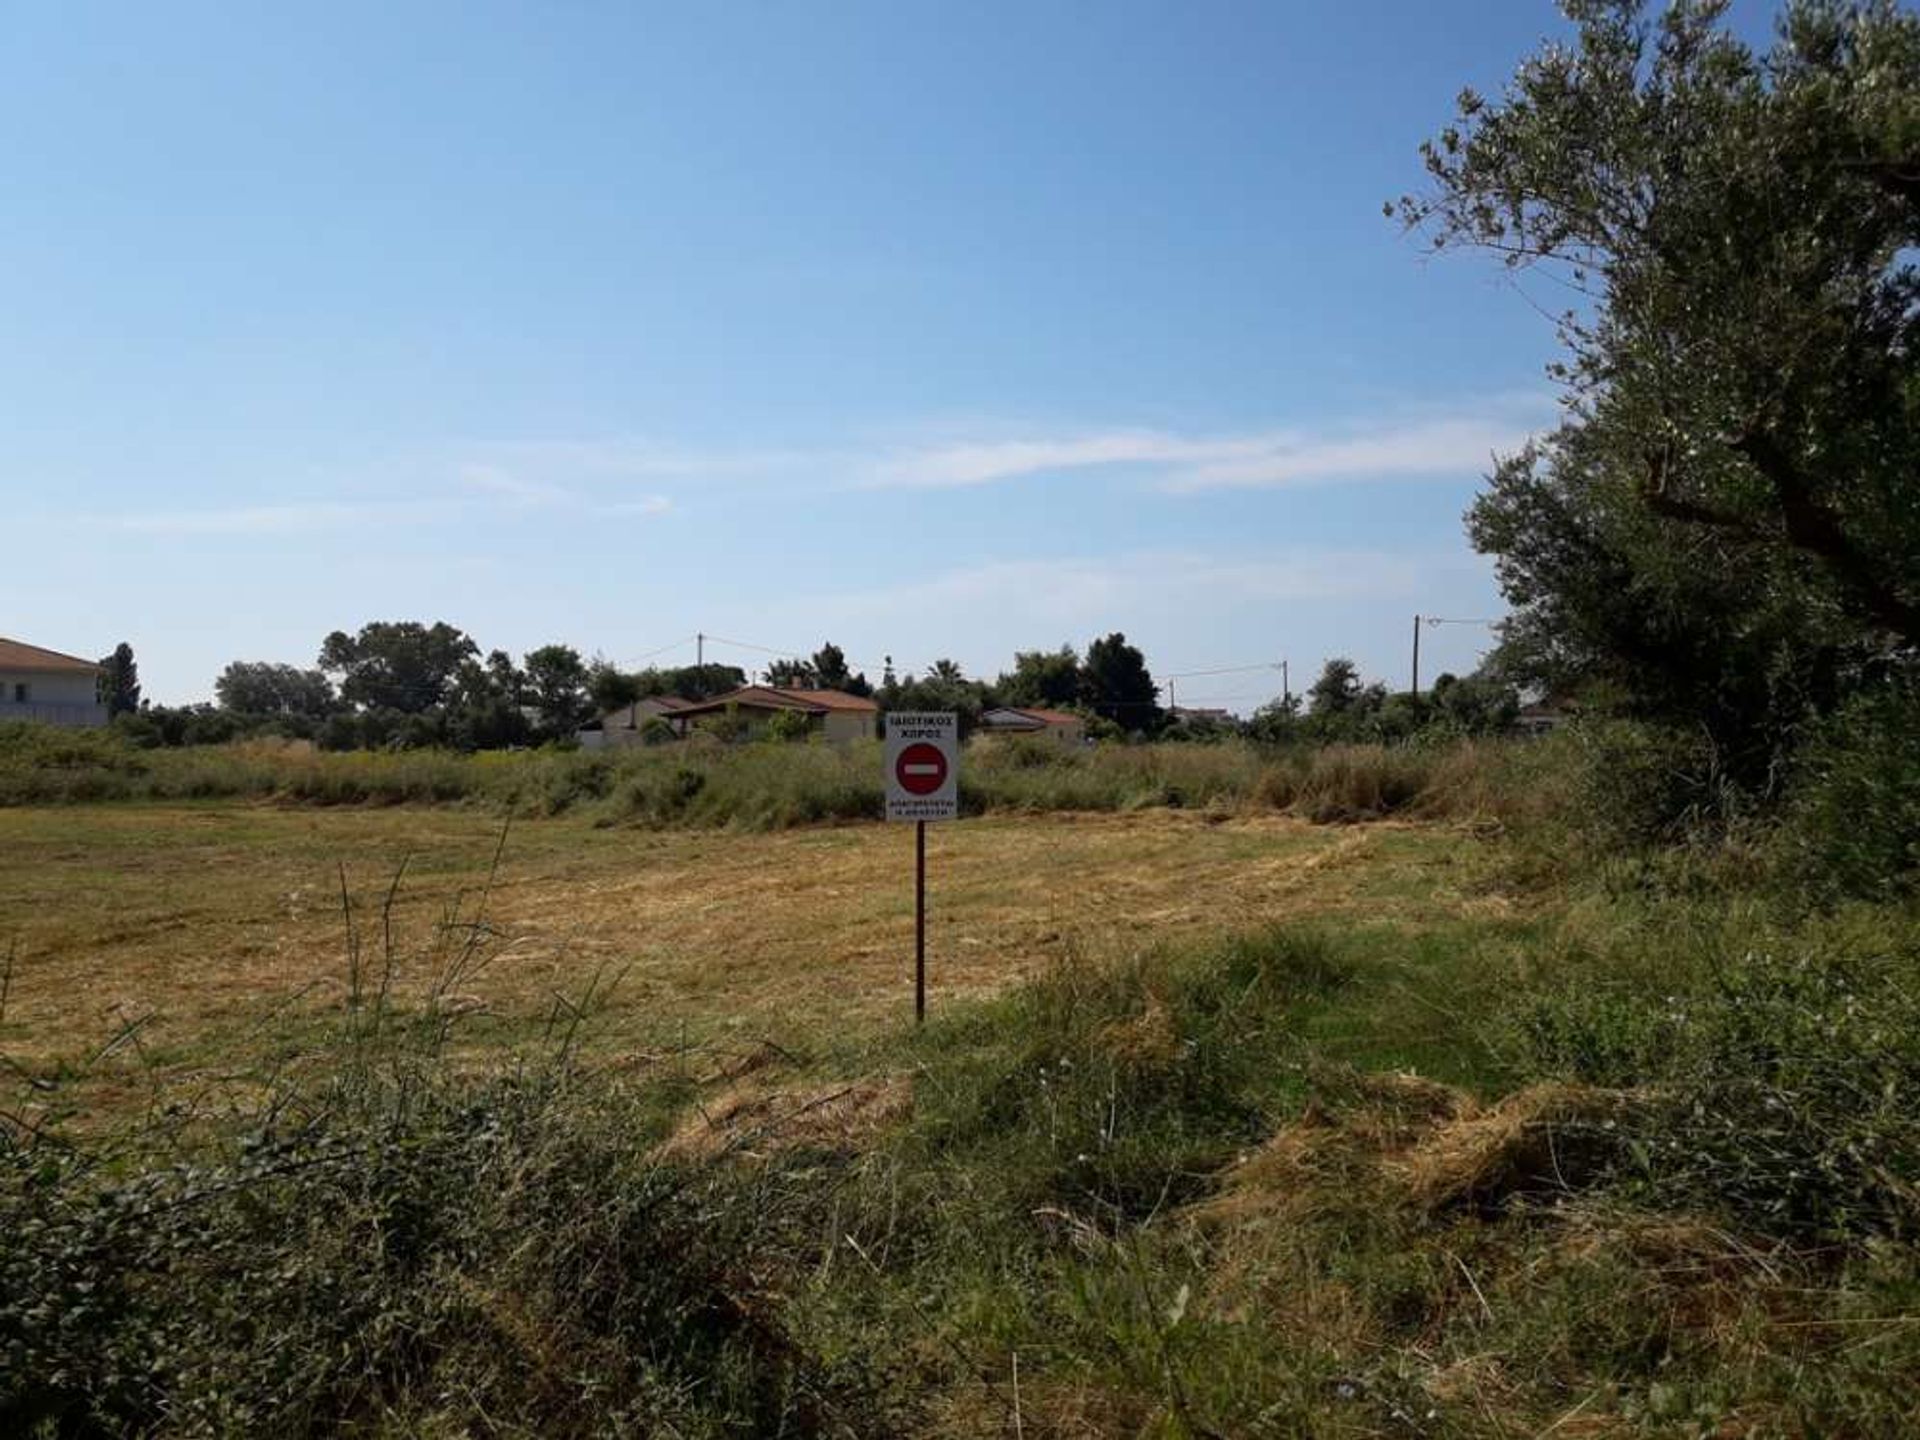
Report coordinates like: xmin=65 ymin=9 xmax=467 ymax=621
xmin=0 ymin=723 xmax=1558 ymax=829
xmin=8 ymin=898 xmax=1918 ymax=1436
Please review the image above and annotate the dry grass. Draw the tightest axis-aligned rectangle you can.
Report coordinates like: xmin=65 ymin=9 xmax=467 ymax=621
xmin=0 ymin=803 xmax=1480 ymax=1099
xmin=653 ymin=1074 xmax=913 ymax=1162
xmin=1396 ymin=1082 xmax=1646 ymax=1213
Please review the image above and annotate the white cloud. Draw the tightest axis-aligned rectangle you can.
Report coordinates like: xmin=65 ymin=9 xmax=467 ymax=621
xmin=456 ymin=463 xmax=572 ymax=506
xmin=113 ymin=500 xmax=447 ymax=535
xmin=863 ymin=404 xmax=1545 ymax=493
xmin=111 ymin=467 xmax=678 ymax=537
xmin=810 ymin=549 xmax=1429 ymax=642
xmin=97 ymin=396 xmax=1545 ymax=538
xmin=870 ymin=432 xmax=1284 ymax=489
xmin=596 ymin=494 xmax=674 ymax=517
xmin=1161 ymin=416 xmax=1533 ymax=492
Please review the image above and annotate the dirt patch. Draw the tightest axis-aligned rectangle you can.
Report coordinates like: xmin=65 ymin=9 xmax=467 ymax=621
xmin=654 ymin=1075 xmax=912 ymax=1162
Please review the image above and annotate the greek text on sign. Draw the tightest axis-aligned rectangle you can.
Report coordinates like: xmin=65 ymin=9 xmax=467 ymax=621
xmin=885 ymin=711 xmax=959 ymax=822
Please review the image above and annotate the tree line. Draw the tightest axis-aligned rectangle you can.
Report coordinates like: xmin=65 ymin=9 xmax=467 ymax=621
xmin=96 ymin=623 xmax=1521 ymax=752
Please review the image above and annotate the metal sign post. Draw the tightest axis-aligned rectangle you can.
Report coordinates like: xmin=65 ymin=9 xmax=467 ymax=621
xmin=885 ymin=712 xmax=959 ymax=1023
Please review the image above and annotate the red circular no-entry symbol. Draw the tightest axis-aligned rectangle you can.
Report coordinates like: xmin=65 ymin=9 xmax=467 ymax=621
xmin=895 ymin=742 xmax=949 ymax=796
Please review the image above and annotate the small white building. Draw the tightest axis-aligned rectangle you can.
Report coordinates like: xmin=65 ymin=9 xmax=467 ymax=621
xmin=578 ymin=695 xmax=695 ymax=749
xmin=0 ymin=637 xmax=107 ymax=727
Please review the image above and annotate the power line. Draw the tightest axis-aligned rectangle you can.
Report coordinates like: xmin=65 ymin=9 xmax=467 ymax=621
xmin=1162 ymin=661 xmax=1284 ymax=680
xmin=623 ymin=635 xmax=698 ymax=667
xmin=698 ymin=632 xmax=891 ymax=679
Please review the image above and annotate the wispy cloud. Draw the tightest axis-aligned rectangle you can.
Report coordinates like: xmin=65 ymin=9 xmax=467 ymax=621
xmin=110 ymin=462 xmax=679 ymax=536
xmin=596 ymin=494 xmax=674 ymax=517
xmin=864 ymin=403 xmax=1545 ymax=492
xmin=1160 ymin=415 xmax=1534 ymax=492
xmin=98 ymin=395 xmax=1547 ymax=536
xmin=812 ymin=549 xmax=1432 ymax=635
xmin=113 ymin=499 xmax=454 ymax=536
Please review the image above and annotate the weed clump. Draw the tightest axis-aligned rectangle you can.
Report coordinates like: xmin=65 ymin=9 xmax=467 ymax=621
xmin=0 ymin=1062 xmax=895 ymax=1437
xmin=1518 ymin=943 xmax=1920 ymax=1242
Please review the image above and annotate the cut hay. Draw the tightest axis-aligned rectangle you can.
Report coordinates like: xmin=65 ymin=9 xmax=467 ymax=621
xmin=1395 ymin=1083 xmax=1642 ymax=1213
xmin=654 ymin=1075 xmax=912 ymax=1163
xmin=1094 ymin=993 xmax=1181 ymax=1065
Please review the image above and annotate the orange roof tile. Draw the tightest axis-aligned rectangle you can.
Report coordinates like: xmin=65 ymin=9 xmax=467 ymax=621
xmin=669 ymin=685 xmax=879 ymax=718
xmin=1017 ymin=708 xmax=1083 ymax=726
xmin=0 ymin=637 xmax=101 ymax=673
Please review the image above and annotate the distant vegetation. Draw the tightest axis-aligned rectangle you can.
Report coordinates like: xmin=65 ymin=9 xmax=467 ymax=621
xmin=118 ymin=617 xmax=1537 ymax=755
xmin=0 ymin=721 xmax=1529 ymax=826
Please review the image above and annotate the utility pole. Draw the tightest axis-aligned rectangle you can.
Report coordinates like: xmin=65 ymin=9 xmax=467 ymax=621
xmin=1167 ymin=677 xmax=1177 ymax=716
xmin=1411 ymin=615 xmax=1422 ymax=696
xmin=1281 ymin=659 xmax=1289 ymax=707
xmin=697 ymin=631 xmax=704 ymax=671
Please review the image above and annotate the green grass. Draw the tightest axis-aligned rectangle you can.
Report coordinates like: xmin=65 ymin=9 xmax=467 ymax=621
xmin=6 ymin=730 xmax=1919 ymax=1435
xmin=0 ymin=722 xmax=1555 ymax=831
xmin=8 ymin=875 xmax=1920 ymax=1435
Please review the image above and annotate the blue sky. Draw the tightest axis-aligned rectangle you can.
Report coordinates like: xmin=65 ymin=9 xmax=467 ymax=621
xmin=4 ymin=2 xmax=1638 ymax=707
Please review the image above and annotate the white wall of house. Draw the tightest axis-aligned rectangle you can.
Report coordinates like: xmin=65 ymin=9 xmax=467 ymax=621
xmin=0 ymin=669 xmax=106 ymax=726
xmin=821 ymin=710 xmax=876 ymax=743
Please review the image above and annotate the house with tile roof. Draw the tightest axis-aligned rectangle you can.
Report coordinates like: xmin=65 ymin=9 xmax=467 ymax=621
xmin=668 ymin=685 xmax=880 ymax=743
xmin=977 ymin=706 xmax=1087 ymax=746
xmin=0 ymin=637 xmax=107 ymax=727
xmin=577 ymin=694 xmax=696 ymax=749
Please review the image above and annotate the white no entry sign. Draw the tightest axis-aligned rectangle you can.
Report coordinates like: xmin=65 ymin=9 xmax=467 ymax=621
xmin=885 ymin=711 xmax=959 ymax=823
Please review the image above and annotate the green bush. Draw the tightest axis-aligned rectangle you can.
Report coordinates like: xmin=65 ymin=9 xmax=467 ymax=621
xmin=907 ymin=929 xmax=1349 ymax=1219
xmin=0 ymin=1064 xmax=890 ymax=1436
xmin=1559 ymin=719 xmax=1742 ymax=852
xmin=0 ymin=723 xmax=1541 ymax=831
xmin=1518 ymin=941 xmax=1920 ymax=1242
xmin=1779 ymin=681 xmax=1920 ymax=902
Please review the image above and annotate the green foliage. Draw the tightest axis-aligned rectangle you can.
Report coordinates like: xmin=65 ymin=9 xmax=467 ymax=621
xmin=1429 ymin=670 xmax=1520 ymax=736
xmin=318 ymin=621 xmax=479 ymax=714
xmin=521 ymin=642 xmax=592 ymax=740
xmin=1405 ymin=0 xmax=1920 ymax=786
xmin=762 ymin=707 xmax=814 ymax=744
xmin=1081 ymin=632 xmax=1162 ymax=734
xmin=997 ymin=644 xmax=1082 ymax=709
xmin=213 ymin=660 xmax=337 ymax=718
xmin=1520 ymin=940 xmax=1920 ymax=1242
xmin=95 ymin=641 xmax=139 ymax=718
xmin=764 ymin=657 xmax=818 ymax=688
xmin=906 ymin=930 xmax=1346 ymax=1219
xmin=585 ymin=657 xmax=643 ymax=715
xmin=1560 ymin=718 xmax=1744 ymax=853
xmin=1307 ymin=656 xmax=1363 ymax=717
xmin=0 ymin=1063 xmax=890 ymax=1435
xmin=643 ymin=663 xmax=747 ymax=702
xmin=0 ymin=725 xmax=1547 ymax=830
xmin=878 ymin=665 xmax=991 ymax=737
xmin=1779 ymin=677 xmax=1920 ymax=901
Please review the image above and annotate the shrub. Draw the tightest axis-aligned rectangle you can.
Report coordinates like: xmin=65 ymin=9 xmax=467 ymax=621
xmin=0 ymin=1063 xmax=891 ymax=1436
xmin=1518 ymin=942 xmax=1920 ymax=1242
xmin=1778 ymin=680 xmax=1920 ymax=902
xmin=908 ymin=928 xmax=1350 ymax=1219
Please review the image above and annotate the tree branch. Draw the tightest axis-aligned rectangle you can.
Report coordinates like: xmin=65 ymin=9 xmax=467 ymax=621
xmin=1841 ymin=157 xmax=1920 ymax=208
xmin=1729 ymin=429 xmax=1920 ymax=645
xmin=1638 ymin=445 xmax=1759 ymax=534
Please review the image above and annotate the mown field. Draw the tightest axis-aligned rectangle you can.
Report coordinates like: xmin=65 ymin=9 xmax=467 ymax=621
xmin=4 ymin=740 xmax=1918 ymax=1437
xmin=0 ymin=802 xmax=1480 ymax=1100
